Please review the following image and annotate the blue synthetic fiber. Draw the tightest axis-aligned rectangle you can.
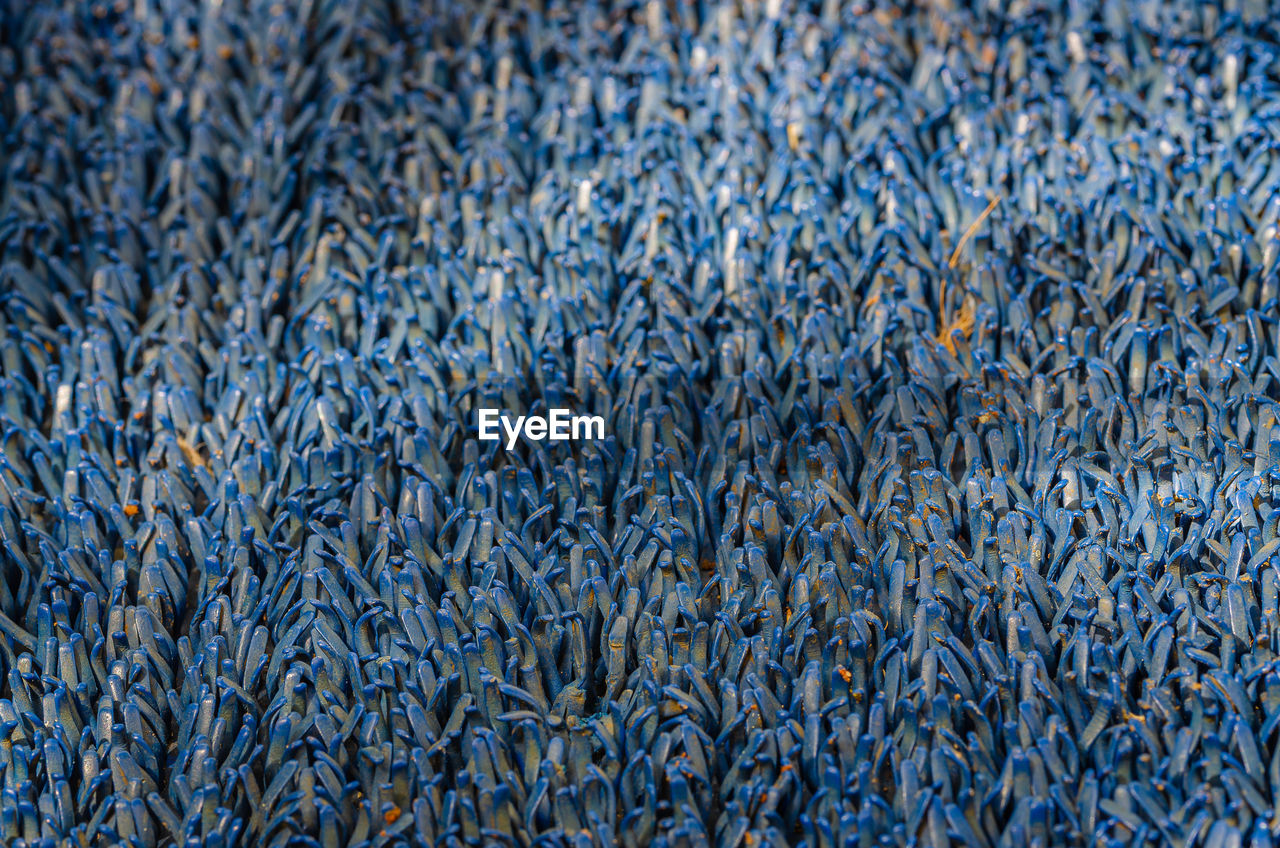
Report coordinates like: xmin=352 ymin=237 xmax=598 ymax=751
xmin=1 ymin=1 xmax=1280 ymax=847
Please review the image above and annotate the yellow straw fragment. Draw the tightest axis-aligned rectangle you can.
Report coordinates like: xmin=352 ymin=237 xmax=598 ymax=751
xmin=948 ymin=194 xmax=1001 ymax=269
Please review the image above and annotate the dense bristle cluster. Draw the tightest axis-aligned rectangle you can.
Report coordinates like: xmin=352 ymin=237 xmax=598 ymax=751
xmin=3 ymin=0 xmax=1280 ymax=846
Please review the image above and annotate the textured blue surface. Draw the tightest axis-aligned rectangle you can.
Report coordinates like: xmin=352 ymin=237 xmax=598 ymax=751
xmin=2 ymin=0 xmax=1280 ymax=846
